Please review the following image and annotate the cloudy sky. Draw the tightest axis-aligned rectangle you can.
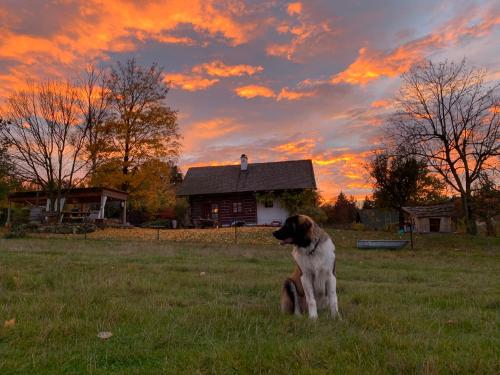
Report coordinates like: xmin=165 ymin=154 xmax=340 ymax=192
xmin=0 ymin=0 xmax=498 ymax=200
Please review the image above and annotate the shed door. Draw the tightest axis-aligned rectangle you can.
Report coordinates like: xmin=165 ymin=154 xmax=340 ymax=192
xmin=429 ymin=218 xmax=441 ymax=232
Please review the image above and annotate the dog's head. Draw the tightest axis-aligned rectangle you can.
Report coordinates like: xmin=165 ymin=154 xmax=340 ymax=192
xmin=273 ymin=215 xmax=313 ymax=248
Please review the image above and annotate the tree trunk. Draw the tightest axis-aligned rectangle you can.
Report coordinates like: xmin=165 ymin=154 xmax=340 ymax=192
xmin=462 ymin=194 xmax=477 ymax=235
xmin=121 ymin=129 xmax=130 ymax=191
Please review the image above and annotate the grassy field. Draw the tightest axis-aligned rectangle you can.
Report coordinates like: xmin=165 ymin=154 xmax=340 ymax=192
xmin=0 ymin=228 xmax=499 ymax=374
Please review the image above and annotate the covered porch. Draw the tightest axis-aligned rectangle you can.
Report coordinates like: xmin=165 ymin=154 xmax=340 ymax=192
xmin=6 ymin=187 xmax=129 ymax=226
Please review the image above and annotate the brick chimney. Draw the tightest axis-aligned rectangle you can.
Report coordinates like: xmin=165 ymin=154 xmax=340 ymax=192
xmin=240 ymin=154 xmax=248 ymax=171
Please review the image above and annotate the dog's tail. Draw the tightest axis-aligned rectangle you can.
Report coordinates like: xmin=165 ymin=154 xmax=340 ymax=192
xmin=282 ymin=278 xmax=301 ymax=315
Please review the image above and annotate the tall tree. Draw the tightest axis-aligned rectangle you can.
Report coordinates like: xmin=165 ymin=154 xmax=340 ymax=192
xmin=0 ymin=144 xmax=20 ymax=204
xmin=362 ymin=195 xmax=375 ymax=209
xmin=91 ymin=158 xmax=180 ymax=217
xmin=473 ymin=174 xmax=499 ymax=236
xmin=323 ymin=192 xmax=357 ymax=225
xmin=78 ymin=64 xmax=110 ymax=178
xmin=368 ymin=151 xmax=446 ymax=210
xmin=0 ymin=80 xmax=91 ymax=214
xmin=389 ymin=59 xmax=499 ymax=234
xmin=105 ymin=59 xmax=180 ymax=191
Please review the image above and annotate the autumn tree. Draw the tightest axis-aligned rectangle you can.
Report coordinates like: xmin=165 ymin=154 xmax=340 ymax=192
xmin=0 ymin=80 xmax=91 ymax=215
xmin=368 ymin=151 xmax=446 ymax=209
xmin=92 ymin=158 xmax=179 ymax=217
xmin=104 ymin=59 xmax=180 ymax=191
xmin=389 ymin=59 xmax=499 ymax=234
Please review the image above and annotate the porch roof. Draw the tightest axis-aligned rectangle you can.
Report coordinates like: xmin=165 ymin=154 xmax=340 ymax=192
xmin=8 ymin=187 xmax=128 ymax=205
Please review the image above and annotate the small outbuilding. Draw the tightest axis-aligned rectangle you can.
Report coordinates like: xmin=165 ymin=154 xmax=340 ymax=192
xmin=402 ymin=202 xmax=456 ymax=233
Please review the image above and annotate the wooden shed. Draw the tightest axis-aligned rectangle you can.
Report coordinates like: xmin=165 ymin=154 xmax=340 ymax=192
xmin=6 ymin=187 xmax=128 ymax=226
xmin=402 ymin=203 xmax=456 ymax=233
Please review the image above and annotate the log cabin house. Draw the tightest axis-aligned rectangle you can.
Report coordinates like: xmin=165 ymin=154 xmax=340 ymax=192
xmin=176 ymin=155 xmax=317 ymax=227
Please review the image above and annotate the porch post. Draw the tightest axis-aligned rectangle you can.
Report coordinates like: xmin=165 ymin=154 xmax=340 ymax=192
xmin=122 ymin=200 xmax=127 ymax=225
xmin=99 ymin=195 xmax=108 ymax=219
xmin=5 ymin=201 xmax=11 ymax=227
xmin=57 ymin=197 xmax=66 ymax=224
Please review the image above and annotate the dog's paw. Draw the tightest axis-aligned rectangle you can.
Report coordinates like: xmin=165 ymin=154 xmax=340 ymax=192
xmin=330 ymin=310 xmax=342 ymax=320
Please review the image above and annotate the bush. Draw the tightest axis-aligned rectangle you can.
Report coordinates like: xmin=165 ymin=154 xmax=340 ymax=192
xmin=175 ymin=199 xmax=189 ymax=225
xmin=141 ymin=219 xmax=172 ymax=228
xmin=11 ymin=208 xmax=30 ymax=225
xmin=4 ymin=226 xmax=27 ymax=239
xmin=9 ymin=223 xmax=97 ymax=235
xmin=351 ymin=223 xmax=365 ymax=231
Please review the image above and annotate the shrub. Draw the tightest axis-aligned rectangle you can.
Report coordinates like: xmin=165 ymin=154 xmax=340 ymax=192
xmin=141 ymin=219 xmax=172 ymax=228
xmin=4 ymin=226 xmax=27 ymax=239
xmin=351 ymin=223 xmax=365 ymax=231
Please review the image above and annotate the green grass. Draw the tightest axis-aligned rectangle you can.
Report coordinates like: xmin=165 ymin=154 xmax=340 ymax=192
xmin=0 ymin=229 xmax=499 ymax=374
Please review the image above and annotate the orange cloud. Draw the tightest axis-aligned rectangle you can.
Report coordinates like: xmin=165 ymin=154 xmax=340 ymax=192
xmin=331 ymin=46 xmax=420 ymax=85
xmin=192 ymin=60 xmax=263 ymax=77
xmin=313 ymin=156 xmax=354 ymax=166
xmin=287 ymin=2 xmax=302 ymax=16
xmin=332 ymin=12 xmax=500 ymax=85
xmin=166 ymin=60 xmax=263 ymax=91
xmin=272 ymin=138 xmax=316 ymax=154
xmin=370 ymin=99 xmax=392 ymax=109
xmin=277 ymin=87 xmax=316 ymax=101
xmin=189 ymin=118 xmax=241 ymax=139
xmin=235 ymin=85 xmax=276 ymax=99
xmin=0 ymin=0 xmax=258 ymax=97
xmin=181 ymin=118 xmax=242 ymax=153
xmin=268 ymin=3 xmax=336 ymax=62
xmin=164 ymin=73 xmax=219 ymax=91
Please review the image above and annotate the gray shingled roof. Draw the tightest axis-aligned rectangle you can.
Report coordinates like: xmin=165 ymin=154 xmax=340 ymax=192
xmin=177 ymin=160 xmax=316 ymax=196
xmin=402 ymin=202 xmax=456 ymax=218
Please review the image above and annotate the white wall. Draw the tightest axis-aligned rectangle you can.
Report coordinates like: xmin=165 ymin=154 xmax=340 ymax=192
xmin=257 ymin=199 xmax=289 ymax=225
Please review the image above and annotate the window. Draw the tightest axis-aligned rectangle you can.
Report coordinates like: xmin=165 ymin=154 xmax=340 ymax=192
xmin=211 ymin=204 xmax=219 ymax=220
xmin=233 ymin=202 xmax=243 ymax=213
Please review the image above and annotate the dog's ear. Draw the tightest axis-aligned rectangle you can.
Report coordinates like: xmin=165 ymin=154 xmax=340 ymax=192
xmin=293 ymin=216 xmax=312 ymax=248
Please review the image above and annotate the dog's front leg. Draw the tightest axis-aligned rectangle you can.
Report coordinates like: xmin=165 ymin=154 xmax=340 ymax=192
xmin=300 ymin=274 xmax=318 ymax=320
xmin=326 ymin=273 xmax=340 ymax=319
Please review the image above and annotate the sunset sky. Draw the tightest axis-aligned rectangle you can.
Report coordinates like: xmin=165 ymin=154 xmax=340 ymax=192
xmin=0 ymin=0 xmax=499 ymax=200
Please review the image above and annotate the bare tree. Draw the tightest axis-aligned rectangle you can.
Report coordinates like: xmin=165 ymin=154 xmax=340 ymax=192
xmin=0 ymin=80 xmax=91 ymax=215
xmin=390 ymin=59 xmax=499 ymax=234
xmin=105 ymin=59 xmax=180 ymax=191
xmin=77 ymin=64 xmax=110 ymax=177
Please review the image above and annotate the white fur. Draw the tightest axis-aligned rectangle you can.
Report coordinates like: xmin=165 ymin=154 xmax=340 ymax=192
xmin=292 ymin=238 xmax=339 ymax=319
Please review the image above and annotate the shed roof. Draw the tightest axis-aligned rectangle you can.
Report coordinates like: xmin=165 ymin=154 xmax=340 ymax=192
xmin=177 ymin=159 xmax=316 ymax=196
xmin=402 ymin=202 xmax=456 ymax=218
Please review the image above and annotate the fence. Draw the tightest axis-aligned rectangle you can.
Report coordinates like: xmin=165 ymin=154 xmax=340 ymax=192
xmin=359 ymin=209 xmax=399 ymax=231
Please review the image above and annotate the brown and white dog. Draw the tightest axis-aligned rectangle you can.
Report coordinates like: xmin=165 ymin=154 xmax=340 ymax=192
xmin=273 ymin=215 xmax=339 ymax=319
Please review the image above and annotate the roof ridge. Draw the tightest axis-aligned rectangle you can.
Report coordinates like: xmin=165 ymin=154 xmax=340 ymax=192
xmin=187 ymin=159 xmax=312 ymax=170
